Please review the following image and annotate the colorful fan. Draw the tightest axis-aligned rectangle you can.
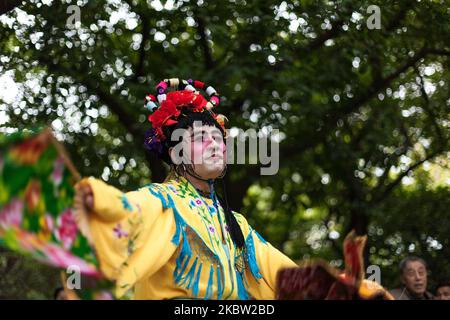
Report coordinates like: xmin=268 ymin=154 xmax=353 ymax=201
xmin=0 ymin=127 xmax=113 ymax=299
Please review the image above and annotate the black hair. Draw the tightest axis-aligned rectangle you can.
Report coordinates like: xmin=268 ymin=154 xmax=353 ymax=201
xmin=147 ymin=109 xmax=245 ymax=249
xmin=215 ymin=178 xmax=245 ymax=249
xmin=436 ymin=281 xmax=450 ymax=291
xmin=399 ymin=256 xmax=427 ymax=274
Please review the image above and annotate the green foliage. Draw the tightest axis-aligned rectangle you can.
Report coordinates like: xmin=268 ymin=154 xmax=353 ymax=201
xmin=0 ymin=248 xmax=61 ymax=299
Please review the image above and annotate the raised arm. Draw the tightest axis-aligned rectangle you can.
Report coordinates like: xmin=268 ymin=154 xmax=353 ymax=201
xmin=73 ymin=177 xmax=177 ymax=297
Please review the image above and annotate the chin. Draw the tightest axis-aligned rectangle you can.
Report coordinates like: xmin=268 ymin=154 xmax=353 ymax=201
xmin=410 ymin=288 xmax=425 ymax=295
xmin=196 ymin=165 xmax=225 ymax=180
xmin=206 ymin=169 xmax=224 ymax=179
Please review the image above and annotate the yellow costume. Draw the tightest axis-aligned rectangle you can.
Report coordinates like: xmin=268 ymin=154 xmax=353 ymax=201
xmin=71 ymin=77 xmax=392 ymax=300
xmin=74 ymin=174 xmax=296 ymax=299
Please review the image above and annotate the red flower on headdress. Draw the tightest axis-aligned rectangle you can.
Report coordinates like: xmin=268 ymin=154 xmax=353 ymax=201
xmin=168 ymin=90 xmax=207 ymax=111
xmin=148 ymin=90 xmax=208 ymax=139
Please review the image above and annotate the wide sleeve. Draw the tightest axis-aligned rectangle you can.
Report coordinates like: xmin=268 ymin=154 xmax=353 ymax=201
xmin=73 ymin=177 xmax=177 ymax=297
xmin=234 ymin=213 xmax=298 ymax=300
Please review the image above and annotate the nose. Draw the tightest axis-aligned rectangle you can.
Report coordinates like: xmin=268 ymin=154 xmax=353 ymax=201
xmin=204 ymin=133 xmax=220 ymax=147
xmin=210 ymin=138 xmax=222 ymax=153
xmin=414 ymin=271 xmax=425 ymax=281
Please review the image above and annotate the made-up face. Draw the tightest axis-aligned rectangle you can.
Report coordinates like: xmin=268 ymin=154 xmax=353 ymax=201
xmin=401 ymin=260 xmax=428 ymax=296
xmin=170 ymin=124 xmax=226 ymax=180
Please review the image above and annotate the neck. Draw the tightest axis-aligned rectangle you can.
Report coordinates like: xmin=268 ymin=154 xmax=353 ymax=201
xmin=406 ymin=288 xmax=426 ymax=299
xmin=185 ymin=172 xmax=212 ymax=193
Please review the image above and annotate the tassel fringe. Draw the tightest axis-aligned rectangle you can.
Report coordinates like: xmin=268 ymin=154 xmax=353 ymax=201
xmin=148 ymin=185 xmax=225 ymax=299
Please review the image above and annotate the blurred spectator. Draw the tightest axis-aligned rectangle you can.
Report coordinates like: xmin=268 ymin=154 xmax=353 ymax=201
xmin=435 ymin=282 xmax=450 ymax=300
xmin=54 ymin=287 xmax=68 ymax=300
xmin=389 ymin=256 xmax=434 ymax=300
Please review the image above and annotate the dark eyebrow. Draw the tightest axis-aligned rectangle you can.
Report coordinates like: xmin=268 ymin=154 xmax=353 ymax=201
xmin=191 ymin=130 xmax=206 ymax=137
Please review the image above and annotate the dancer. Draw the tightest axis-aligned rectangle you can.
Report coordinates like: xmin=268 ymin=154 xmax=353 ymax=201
xmin=73 ymin=78 xmax=392 ymax=300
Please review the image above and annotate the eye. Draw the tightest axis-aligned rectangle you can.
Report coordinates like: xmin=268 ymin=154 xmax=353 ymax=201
xmin=191 ymin=132 xmax=203 ymax=141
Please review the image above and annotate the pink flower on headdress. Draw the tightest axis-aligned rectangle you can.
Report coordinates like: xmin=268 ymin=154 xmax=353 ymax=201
xmin=54 ymin=209 xmax=78 ymax=249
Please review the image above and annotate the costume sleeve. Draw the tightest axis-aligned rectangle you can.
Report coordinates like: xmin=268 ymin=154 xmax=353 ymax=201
xmin=234 ymin=213 xmax=298 ymax=300
xmin=73 ymin=177 xmax=177 ymax=298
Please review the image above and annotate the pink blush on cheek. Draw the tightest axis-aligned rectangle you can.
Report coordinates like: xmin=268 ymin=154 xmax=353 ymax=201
xmin=207 ymin=141 xmax=226 ymax=156
xmin=220 ymin=142 xmax=226 ymax=156
xmin=191 ymin=142 xmax=204 ymax=162
xmin=191 ymin=140 xmax=226 ymax=161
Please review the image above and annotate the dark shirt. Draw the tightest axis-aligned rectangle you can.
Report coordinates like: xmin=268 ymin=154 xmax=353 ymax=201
xmin=389 ymin=287 xmax=434 ymax=300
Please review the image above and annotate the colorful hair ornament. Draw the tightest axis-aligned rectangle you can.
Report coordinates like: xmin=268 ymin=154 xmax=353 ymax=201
xmin=143 ymin=78 xmax=225 ymax=145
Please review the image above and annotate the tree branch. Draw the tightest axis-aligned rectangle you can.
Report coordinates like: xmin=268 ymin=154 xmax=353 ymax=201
xmin=279 ymin=46 xmax=429 ymax=161
xmin=414 ymin=65 xmax=445 ymax=144
xmin=0 ymin=0 xmax=22 ymax=15
xmin=193 ymin=11 xmax=214 ymax=69
xmin=302 ymin=19 xmax=344 ymax=53
xmin=376 ymin=148 xmax=444 ymax=202
xmin=134 ymin=15 xmax=150 ymax=81
xmin=370 ymin=145 xmax=406 ymax=197
xmin=426 ymin=49 xmax=450 ymax=56
xmin=275 ymin=18 xmax=345 ymax=71
xmin=384 ymin=2 xmax=415 ymax=33
xmin=37 ymin=56 xmax=167 ymax=182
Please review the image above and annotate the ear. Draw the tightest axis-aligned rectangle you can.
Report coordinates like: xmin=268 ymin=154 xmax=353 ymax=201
xmin=168 ymin=146 xmax=176 ymax=163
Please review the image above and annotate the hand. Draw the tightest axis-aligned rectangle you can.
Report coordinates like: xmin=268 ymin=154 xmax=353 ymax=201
xmin=75 ymin=182 xmax=94 ymax=213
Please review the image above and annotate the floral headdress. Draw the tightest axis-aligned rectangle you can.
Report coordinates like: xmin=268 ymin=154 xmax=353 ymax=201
xmin=143 ymin=78 xmax=227 ymax=155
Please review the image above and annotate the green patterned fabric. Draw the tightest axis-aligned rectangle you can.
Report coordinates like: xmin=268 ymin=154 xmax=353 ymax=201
xmin=0 ymin=128 xmax=112 ymax=299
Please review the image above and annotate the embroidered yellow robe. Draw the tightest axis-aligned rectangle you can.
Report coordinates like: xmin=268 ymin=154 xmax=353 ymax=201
xmin=74 ymin=175 xmax=296 ymax=299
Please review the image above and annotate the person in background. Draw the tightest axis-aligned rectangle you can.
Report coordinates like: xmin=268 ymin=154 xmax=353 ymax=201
xmin=54 ymin=287 xmax=68 ymax=300
xmin=435 ymin=282 xmax=450 ymax=300
xmin=389 ymin=256 xmax=434 ymax=300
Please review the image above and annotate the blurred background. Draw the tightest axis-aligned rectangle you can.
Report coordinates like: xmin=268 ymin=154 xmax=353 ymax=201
xmin=0 ymin=0 xmax=449 ymax=299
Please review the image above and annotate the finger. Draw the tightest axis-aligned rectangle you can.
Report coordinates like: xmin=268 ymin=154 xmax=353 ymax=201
xmin=85 ymin=194 xmax=94 ymax=211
